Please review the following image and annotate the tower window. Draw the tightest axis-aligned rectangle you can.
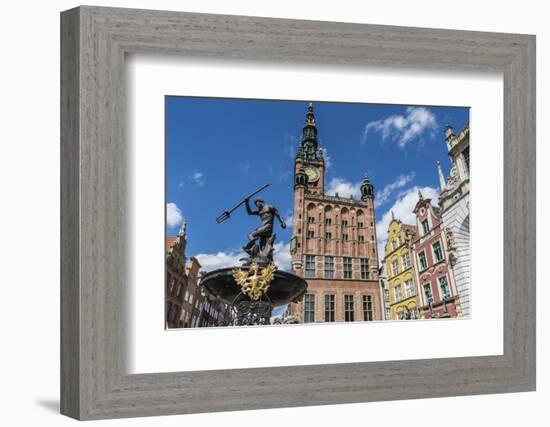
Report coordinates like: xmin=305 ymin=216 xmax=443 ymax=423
xmin=358 ymin=235 xmax=364 ymax=243
xmin=324 ymin=256 xmax=334 ymax=278
xmin=344 ymin=295 xmax=355 ymax=321
xmin=324 ymin=295 xmax=335 ymax=322
xmin=357 ymin=221 xmax=364 ymax=228
xmin=343 ymin=257 xmax=353 ymax=279
xmin=307 ymin=216 xmax=315 ymax=224
xmin=305 ymin=255 xmax=316 ymax=278
xmin=324 ymin=218 xmax=332 ymax=225
xmin=362 ymin=295 xmax=373 ymax=321
xmin=304 ymin=294 xmax=315 ymax=323
xmin=342 ymin=234 xmax=349 ymax=241
xmin=307 ymin=230 xmax=315 ymax=239
xmin=342 ymin=220 xmax=348 ymax=227
xmin=325 ymin=232 xmax=332 ymax=240
xmin=360 ymin=258 xmax=369 ymax=279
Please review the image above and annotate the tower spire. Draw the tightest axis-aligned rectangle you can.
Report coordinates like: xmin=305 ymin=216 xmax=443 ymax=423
xmin=437 ymin=160 xmax=447 ymax=192
xmin=360 ymin=172 xmax=374 ymax=201
xmin=295 ymin=103 xmax=323 ymax=162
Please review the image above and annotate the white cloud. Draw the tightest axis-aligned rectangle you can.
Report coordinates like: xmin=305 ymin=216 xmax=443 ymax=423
xmin=166 ymin=203 xmax=183 ymax=228
xmin=321 ymin=147 xmax=332 ymax=169
xmin=278 ymin=170 xmax=292 ymax=181
xmin=325 ymin=177 xmax=362 ymax=199
xmin=375 ymin=186 xmax=439 ymax=261
xmin=273 ymin=242 xmax=291 ymax=271
xmin=361 ymin=107 xmax=437 ymax=148
xmin=190 ymin=172 xmax=205 ymax=187
xmin=195 ymin=241 xmax=292 ymax=273
xmin=375 ymin=172 xmax=415 ymax=207
xmin=239 ymin=163 xmax=251 ymax=173
xmin=284 ymin=134 xmax=298 ymax=159
xmin=285 ymin=214 xmax=294 ymax=228
xmin=195 ymin=250 xmax=244 ymax=272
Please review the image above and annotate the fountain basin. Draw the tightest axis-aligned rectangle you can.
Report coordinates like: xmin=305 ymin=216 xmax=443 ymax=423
xmin=200 ymin=267 xmax=308 ymax=307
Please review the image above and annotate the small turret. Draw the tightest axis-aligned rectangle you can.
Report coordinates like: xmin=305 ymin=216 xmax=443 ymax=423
xmin=445 ymin=124 xmax=455 ymax=151
xmin=360 ymin=174 xmax=375 ymax=201
xmin=294 ymin=167 xmax=308 ymax=188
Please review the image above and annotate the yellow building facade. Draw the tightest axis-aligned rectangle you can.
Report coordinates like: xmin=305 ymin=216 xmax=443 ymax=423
xmin=384 ymin=218 xmax=420 ymax=320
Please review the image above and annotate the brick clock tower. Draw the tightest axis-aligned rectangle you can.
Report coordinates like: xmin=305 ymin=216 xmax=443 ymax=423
xmin=289 ymin=103 xmax=382 ymax=323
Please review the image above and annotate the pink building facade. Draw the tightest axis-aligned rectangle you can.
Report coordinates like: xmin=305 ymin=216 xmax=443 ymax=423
xmin=412 ymin=192 xmax=461 ymax=319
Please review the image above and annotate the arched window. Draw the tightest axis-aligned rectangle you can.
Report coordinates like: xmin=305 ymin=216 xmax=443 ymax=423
xmin=324 ymin=205 xmax=333 ymax=225
xmin=357 ymin=209 xmax=365 ymax=228
xmin=341 ymin=207 xmax=349 ymax=227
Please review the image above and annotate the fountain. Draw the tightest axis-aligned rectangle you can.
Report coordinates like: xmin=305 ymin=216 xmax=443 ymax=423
xmin=200 ymin=184 xmax=308 ymax=325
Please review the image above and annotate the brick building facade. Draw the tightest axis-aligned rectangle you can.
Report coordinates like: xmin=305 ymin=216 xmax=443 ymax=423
xmin=288 ymin=104 xmax=382 ymax=323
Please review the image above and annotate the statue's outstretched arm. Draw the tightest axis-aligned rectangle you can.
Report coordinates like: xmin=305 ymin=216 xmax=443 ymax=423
xmin=274 ymin=208 xmax=287 ymax=229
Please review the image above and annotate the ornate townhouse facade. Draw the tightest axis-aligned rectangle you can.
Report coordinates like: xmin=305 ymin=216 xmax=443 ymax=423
xmin=437 ymin=123 xmax=470 ymax=316
xmin=288 ymin=104 xmax=382 ymax=323
xmin=383 ymin=216 xmax=419 ymax=320
xmin=166 ymin=222 xmax=233 ymax=328
xmin=411 ymin=191 xmax=461 ymax=318
xmin=166 ymin=222 xmax=193 ymax=328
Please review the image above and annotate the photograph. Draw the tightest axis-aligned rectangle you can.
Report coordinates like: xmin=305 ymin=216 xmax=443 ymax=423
xmin=165 ymin=98 xmax=470 ymax=328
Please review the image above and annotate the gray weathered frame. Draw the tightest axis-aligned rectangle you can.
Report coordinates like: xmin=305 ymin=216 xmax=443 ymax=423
xmin=60 ymin=5 xmax=536 ymax=420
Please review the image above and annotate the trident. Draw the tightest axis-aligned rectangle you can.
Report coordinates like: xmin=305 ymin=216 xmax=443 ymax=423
xmin=215 ymin=183 xmax=270 ymax=224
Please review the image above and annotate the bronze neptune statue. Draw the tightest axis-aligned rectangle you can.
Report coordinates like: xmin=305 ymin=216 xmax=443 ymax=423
xmin=203 ymin=183 xmax=307 ymax=325
xmin=241 ymin=197 xmax=286 ymax=266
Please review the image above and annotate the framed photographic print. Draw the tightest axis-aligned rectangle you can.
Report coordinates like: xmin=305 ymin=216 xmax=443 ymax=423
xmin=61 ymin=6 xmax=536 ymax=420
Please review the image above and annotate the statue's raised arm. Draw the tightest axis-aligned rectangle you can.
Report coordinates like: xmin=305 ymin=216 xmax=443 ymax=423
xmin=244 ymin=198 xmax=260 ymax=216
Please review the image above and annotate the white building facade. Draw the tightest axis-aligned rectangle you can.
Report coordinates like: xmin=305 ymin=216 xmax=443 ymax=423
xmin=437 ymin=123 xmax=470 ymax=317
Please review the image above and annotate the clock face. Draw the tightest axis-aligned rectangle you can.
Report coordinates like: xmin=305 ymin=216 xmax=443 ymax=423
xmin=304 ymin=166 xmax=320 ymax=182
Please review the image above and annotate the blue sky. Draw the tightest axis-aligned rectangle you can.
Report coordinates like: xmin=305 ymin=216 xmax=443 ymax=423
xmin=166 ymin=97 xmax=469 ymax=271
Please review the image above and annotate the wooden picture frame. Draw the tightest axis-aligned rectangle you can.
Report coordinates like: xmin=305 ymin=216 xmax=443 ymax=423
xmin=61 ymin=6 xmax=536 ymax=420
